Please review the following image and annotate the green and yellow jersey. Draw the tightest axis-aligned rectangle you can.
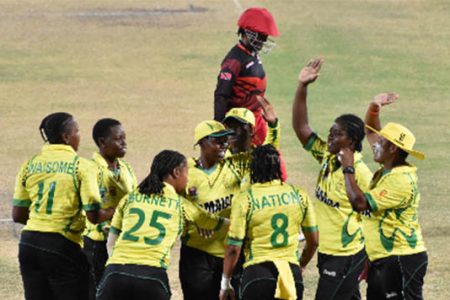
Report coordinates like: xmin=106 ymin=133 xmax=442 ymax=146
xmin=182 ymin=157 xmax=242 ymax=257
xmin=83 ymin=152 xmax=137 ymax=241
xmin=108 ymin=183 xmax=223 ymax=269
xmin=227 ymin=180 xmax=317 ymax=267
xmin=183 ymin=120 xmax=281 ymax=257
xmin=12 ymin=144 xmax=101 ymax=245
xmin=304 ymin=133 xmax=372 ymax=255
xmin=363 ymin=164 xmax=426 ymax=261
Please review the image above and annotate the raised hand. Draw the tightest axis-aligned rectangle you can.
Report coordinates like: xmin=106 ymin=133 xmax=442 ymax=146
xmin=298 ymin=57 xmax=324 ymax=85
xmin=256 ymin=95 xmax=277 ymax=126
xmin=372 ymin=92 xmax=399 ymax=108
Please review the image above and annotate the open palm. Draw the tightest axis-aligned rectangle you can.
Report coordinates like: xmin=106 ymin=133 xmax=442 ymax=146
xmin=299 ymin=57 xmax=324 ymax=84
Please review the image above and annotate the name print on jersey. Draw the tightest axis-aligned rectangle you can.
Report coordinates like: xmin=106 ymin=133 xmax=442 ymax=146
xmin=201 ymin=194 xmax=234 ymax=213
xmin=27 ymin=160 xmax=77 ymax=175
xmin=250 ymin=190 xmax=302 ymax=210
xmin=315 ymin=186 xmax=340 ymax=209
xmin=128 ymin=193 xmax=180 ymax=210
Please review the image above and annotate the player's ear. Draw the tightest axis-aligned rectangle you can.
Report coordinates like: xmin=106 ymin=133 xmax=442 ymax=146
xmin=98 ymin=137 xmax=106 ymax=148
xmin=249 ymin=125 xmax=255 ymax=137
xmin=349 ymin=139 xmax=356 ymax=151
xmin=61 ymin=132 xmax=71 ymax=145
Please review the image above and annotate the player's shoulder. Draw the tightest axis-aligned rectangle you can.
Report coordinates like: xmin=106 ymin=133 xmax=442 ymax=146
xmin=118 ymin=158 xmax=135 ymax=173
xmin=284 ymin=183 xmax=311 ymax=201
xmin=77 ymin=156 xmax=98 ymax=173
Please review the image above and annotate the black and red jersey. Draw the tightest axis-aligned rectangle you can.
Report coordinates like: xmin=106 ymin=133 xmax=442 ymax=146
xmin=214 ymin=42 xmax=266 ymax=121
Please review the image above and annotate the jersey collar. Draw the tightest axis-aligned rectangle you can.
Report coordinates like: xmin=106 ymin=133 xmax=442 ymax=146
xmin=92 ymin=152 xmax=109 ymax=168
xmin=163 ymin=182 xmax=178 ymax=196
xmin=379 ymin=162 xmax=417 ymax=175
xmin=253 ymin=179 xmax=283 ymax=187
xmin=238 ymin=41 xmax=256 ymax=56
xmin=42 ymin=144 xmax=76 ymax=154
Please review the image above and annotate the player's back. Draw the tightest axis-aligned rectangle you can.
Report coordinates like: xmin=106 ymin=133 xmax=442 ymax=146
xmin=108 ymin=185 xmax=182 ymax=269
xmin=239 ymin=180 xmax=313 ymax=267
xmin=17 ymin=144 xmax=96 ymax=244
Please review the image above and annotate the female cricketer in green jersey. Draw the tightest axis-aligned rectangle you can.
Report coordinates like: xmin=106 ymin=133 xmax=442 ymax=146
xmin=292 ymin=58 xmax=373 ymax=300
xmin=180 ymin=104 xmax=281 ymax=300
xmin=97 ymin=150 xmax=226 ymax=300
xmin=12 ymin=112 xmax=115 ymax=300
xmin=179 ymin=120 xmax=238 ymax=300
xmin=338 ymin=94 xmax=427 ymax=300
xmin=220 ymin=145 xmax=319 ymax=300
xmin=83 ymin=118 xmax=138 ymax=298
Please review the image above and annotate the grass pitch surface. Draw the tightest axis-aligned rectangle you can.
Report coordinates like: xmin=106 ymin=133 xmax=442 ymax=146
xmin=1 ymin=0 xmax=449 ymax=299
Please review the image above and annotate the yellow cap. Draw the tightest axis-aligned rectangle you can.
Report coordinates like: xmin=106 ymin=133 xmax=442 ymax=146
xmin=366 ymin=122 xmax=425 ymax=160
xmin=223 ymin=108 xmax=256 ymax=126
xmin=194 ymin=120 xmax=232 ymax=144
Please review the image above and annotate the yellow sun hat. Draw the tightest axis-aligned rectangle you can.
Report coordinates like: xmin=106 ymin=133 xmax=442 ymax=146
xmin=366 ymin=122 xmax=425 ymax=160
xmin=194 ymin=120 xmax=233 ymax=144
xmin=223 ymin=108 xmax=256 ymax=126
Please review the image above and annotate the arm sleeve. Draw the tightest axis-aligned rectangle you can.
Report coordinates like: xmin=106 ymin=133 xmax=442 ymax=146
xmin=78 ymin=159 xmax=102 ymax=212
xmin=364 ymin=173 xmax=414 ymax=212
xmin=299 ymin=191 xmax=318 ymax=232
xmin=227 ymin=152 xmax=251 ymax=181
xmin=12 ymin=160 xmax=32 ymax=207
xmin=263 ymin=119 xmax=281 ymax=149
xmin=182 ymin=198 xmax=223 ymax=230
xmin=214 ymin=58 xmax=242 ymax=121
xmin=110 ymin=196 xmax=127 ymax=234
xmin=303 ymin=132 xmax=328 ymax=164
xmin=226 ymin=190 xmax=249 ymax=246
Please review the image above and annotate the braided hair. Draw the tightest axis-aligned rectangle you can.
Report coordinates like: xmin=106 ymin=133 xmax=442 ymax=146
xmin=138 ymin=150 xmax=186 ymax=196
xmin=39 ymin=112 xmax=74 ymax=144
xmin=92 ymin=118 xmax=121 ymax=147
xmin=335 ymin=114 xmax=365 ymax=152
xmin=250 ymin=144 xmax=282 ymax=184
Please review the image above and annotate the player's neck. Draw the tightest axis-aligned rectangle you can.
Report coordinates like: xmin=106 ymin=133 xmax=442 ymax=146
xmin=382 ymin=156 xmax=407 ymax=171
xmin=198 ymin=156 xmax=217 ymax=170
xmin=101 ymin=153 xmax=119 ymax=170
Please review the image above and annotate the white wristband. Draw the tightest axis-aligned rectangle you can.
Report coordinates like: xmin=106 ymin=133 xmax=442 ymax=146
xmin=220 ymin=274 xmax=232 ymax=290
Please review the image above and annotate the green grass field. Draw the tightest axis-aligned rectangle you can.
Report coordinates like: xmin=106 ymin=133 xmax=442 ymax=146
xmin=1 ymin=0 xmax=449 ymax=298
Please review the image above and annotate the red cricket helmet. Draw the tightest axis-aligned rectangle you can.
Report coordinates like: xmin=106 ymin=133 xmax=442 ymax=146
xmin=237 ymin=7 xmax=279 ymax=37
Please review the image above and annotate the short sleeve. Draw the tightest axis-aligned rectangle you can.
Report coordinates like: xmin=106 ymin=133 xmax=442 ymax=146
xmin=227 ymin=190 xmax=249 ymax=246
xmin=182 ymin=198 xmax=223 ymax=230
xmin=263 ymin=119 xmax=280 ymax=149
xmin=303 ymin=133 xmax=328 ymax=164
xmin=300 ymin=192 xmax=318 ymax=232
xmin=364 ymin=173 xmax=414 ymax=212
xmin=78 ymin=158 xmax=101 ymax=212
xmin=12 ymin=160 xmax=32 ymax=207
xmin=215 ymin=58 xmax=242 ymax=99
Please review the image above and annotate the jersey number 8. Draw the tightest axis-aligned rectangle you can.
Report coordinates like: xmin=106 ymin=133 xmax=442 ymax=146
xmin=270 ymin=213 xmax=289 ymax=248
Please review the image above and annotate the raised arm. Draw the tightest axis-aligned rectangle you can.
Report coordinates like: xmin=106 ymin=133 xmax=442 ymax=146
xmin=292 ymin=58 xmax=323 ymax=146
xmin=365 ymin=92 xmax=399 ymax=147
xmin=256 ymin=95 xmax=277 ymax=127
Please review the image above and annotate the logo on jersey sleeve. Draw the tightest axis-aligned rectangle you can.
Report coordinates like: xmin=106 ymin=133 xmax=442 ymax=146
xmin=220 ymin=72 xmax=232 ymax=80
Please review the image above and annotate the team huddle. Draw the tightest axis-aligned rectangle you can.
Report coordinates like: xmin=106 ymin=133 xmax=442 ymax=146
xmin=12 ymin=7 xmax=427 ymax=300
